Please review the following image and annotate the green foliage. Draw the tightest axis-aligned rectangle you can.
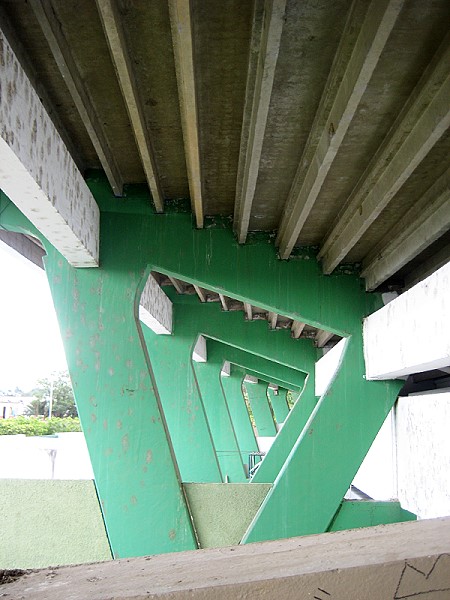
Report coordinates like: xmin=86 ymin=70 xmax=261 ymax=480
xmin=0 ymin=416 xmax=81 ymax=436
xmin=25 ymin=372 xmax=78 ymax=418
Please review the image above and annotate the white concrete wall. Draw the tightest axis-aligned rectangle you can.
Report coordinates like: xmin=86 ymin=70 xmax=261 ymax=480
xmin=352 ymin=391 xmax=450 ymax=519
xmin=0 ymin=432 xmax=93 ymax=479
xmin=363 ymin=261 xmax=450 ymax=379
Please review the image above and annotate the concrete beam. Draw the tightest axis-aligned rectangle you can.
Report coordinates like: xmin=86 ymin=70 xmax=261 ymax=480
xmin=320 ymin=35 xmax=450 ymax=273
xmin=219 ymin=294 xmax=229 ymax=311
xmin=315 ymin=329 xmax=334 ymax=348
xmin=0 ymin=29 xmax=99 ymax=266
xmin=362 ymin=168 xmax=450 ymax=291
xmin=96 ymin=0 xmax=164 ymax=211
xmin=0 ymin=231 xmax=44 ymax=269
xmin=268 ymin=311 xmax=278 ymax=330
xmin=277 ymin=0 xmax=403 ymax=259
xmin=291 ymin=320 xmax=305 ymax=339
xmin=5 ymin=518 xmax=450 ymax=599
xmin=169 ymin=0 xmax=204 ymax=228
xmin=30 ymin=0 xmax=123 ymax=196
xmin=234 ymin=0 xmax=286 ymax=243
xmin=138 ymin=273 xmax=172 ymax=335
xmin=364 ymin=261 xmax=450 ymax=379
xmin=244 ymin=302 xmax=253 ymax=321
xmin=192 ymin=335 xmax=207 ymax=363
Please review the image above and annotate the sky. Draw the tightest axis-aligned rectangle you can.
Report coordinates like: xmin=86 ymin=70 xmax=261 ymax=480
xmin=0 ymin=240 xmax=68 ymax=392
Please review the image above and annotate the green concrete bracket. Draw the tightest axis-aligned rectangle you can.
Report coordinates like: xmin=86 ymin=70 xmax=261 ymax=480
xmin=221 ymin=367 xmax=258 ymax=464
xmin=89 ymin=174 xmax=382 ymax=336
xmin=192 ymin=356 xmax=246 ymax=483
xmin=142 ymin=326 xmax=222 ymax=483
xmin=244 ymin=381 xmax=277 ymax=437
xmin=242 ymin=337 xmax=403 ymax=543
xmin=328 ymin=501 xmax=416 ymax=532
xmin=250 ymin=371 xmax=316 ymax=484
xmin=268 ymin=388 xmax=290 ymax=423
xmin=206 ymin=340 xmax=307 ymax=393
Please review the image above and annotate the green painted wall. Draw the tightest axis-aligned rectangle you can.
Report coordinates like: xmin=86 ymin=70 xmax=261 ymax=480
xmin=0 ymin=479 xmax=111 ymax=569
xmin=328 ymin=500 xmax=416 ymax=531
xmin=184 ymin=483 xmax=271 ymax=548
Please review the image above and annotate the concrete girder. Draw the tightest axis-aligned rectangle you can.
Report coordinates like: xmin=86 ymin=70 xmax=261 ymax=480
xmin=168 ymin=0 xmax=204 ymax=228
xmin=363 ymin=261 xmax=450 ymax=380
xmin=276 ymin=0 xmax=403 ymax=259
xmin=95 ymin=0 xmax=164 ymax=211
xmin=0 ymin=230 xmax=44 ymax=269
xmin=361 ymin=167 xmax=450 ymax=291
xmin=319 ymin=33 xmax=450 ymax=273
xmin=0 ymin=28 xmax=99 ymax=267
xmin=30 ymin=0 xmax=124 ymax=196
xmin=234 ymin=0 xmax=286 ymax=243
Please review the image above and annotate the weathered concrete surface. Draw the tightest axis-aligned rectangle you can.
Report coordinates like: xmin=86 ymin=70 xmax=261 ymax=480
xmin=364 ymin=261 xmax=450 ymax=379
xmin=0 ymin=29 xmax=100 ymax=266
xmin=139 ymin=273 xmax=172 ymax=334
xmin=2 ymin=518 xmax=450 ymax=599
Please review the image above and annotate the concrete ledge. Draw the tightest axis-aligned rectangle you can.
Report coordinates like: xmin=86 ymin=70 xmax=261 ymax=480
xmin=2 ymin=518 xmax=450 ymax=599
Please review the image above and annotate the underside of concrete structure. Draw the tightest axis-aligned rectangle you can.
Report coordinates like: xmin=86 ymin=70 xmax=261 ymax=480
xmin=0 ymin=0 xmax=449 ymax=584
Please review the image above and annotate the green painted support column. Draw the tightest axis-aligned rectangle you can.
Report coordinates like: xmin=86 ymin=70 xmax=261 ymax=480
xmin=221 ymin=367 xmax=258 ymax=465
xmin=242 ymin=337 xmax=403 ymax=543
xmin=251 ymin=371 xmax=316 ymax=484
xmin=193 ymin=354 xmax=246 ymax=482
xmin=268 ymin=388 xmax=289 ymax=424
xmin=245 ymin=381 xmax=277 ymax=437
xmin=142 ymin=327 xmax=222 ymax=483
xmin=0 ymin=196 xmax=198 ymax=558
xmin=328 ymin=501 xmax=416 ymax=532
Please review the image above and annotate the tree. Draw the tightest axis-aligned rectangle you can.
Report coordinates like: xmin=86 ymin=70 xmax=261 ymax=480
xmin=25 ymin=372 xmax=78 ymax=418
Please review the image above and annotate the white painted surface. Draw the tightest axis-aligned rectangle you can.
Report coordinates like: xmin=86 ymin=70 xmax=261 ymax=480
xmin=0 ymin=29 xmax=99 ymax=266
xmin=395 ymin=393 xmax=450 ymax=519
xmin=256 ymin=436 xmax=275 ymax=454
xmin=315 ymin=337 xmax=346 ymax=396
xmin=192 ymin=335 xmax=207 ymax=363
xmin=353 ymin=392 xmax=450 ymax=519
xmin=0 ymin=432 xmax=93 ymax=479
xmin=139 ymin=274 xmax=172 ymax=334
xmin=221 ymin=361 xmax=231 ymax=377
xmin=363 ymin=261 xmax=450 ymax=379
xmin=352 ymin=411 xmax=397 ymax=500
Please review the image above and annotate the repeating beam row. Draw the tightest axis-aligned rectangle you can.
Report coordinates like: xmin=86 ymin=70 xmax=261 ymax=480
xmin=277 ymin=0 xmax=404 ymax=259
xmin=319 ymin=33 xmax=450 ymax=273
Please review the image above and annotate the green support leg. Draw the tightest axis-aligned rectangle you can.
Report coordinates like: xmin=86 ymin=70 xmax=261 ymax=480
xmin=193 ymin=352 xmax=247 ymax=482
xmin=268 ymin=388 xmax=289 ymax=424
xmin=1 ymin=197 xmax=198 ymax=558
xmin=242 ymin=337 xmax=403 ymax=543
xmin=142 ymin=327 xmax=222 ymax=483
xmin=251 ymin=372 xmax=316 ymax=484
xmin=221 ymin=367 xmax=258 ymax=465
xmin=245 ymin=381 xmax=277 ymax=437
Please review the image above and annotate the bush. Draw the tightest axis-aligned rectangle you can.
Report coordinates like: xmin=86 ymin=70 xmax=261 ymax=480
xmin=0 ymin=416 xmax=81 ymax=436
